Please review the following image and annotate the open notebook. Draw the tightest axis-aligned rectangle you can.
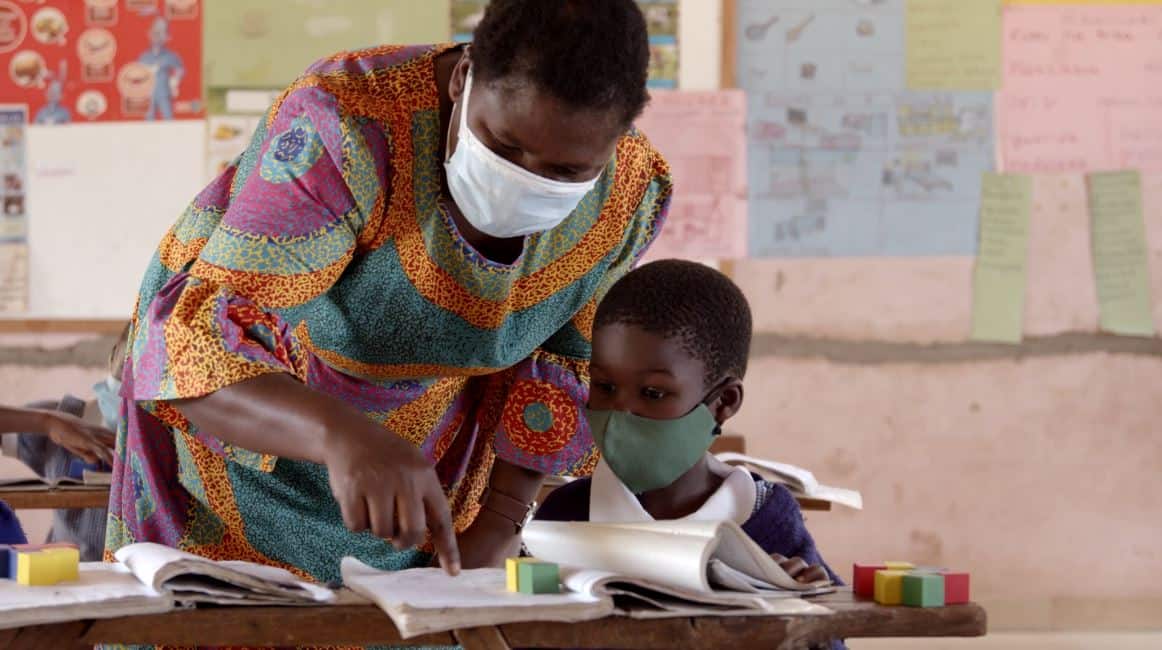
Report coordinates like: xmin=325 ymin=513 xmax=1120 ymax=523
xmin=714 ymin=452 xmax=863 ymax=510
xmin=343 ymin=519 xmax=833 ymax=638
xmin=0 ymin=469 xmax=112 ymax=492
xmin=0 ymin=543 xmax=335 ymax=630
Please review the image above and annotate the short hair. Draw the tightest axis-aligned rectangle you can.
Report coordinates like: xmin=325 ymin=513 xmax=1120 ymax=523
xmin=471 ymin=0 xmax=651 ymax=127
xmin=594 ymin=260 xmax=753 ymax=384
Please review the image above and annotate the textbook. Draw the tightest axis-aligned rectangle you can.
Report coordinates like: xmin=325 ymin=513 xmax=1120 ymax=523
xmin=343 ymin=519 xmax=832 ymax=638
xmin=0 ymin=543 xmax=336 ymax=630
xmin=714 ymin=452 xmax=864 ymax=510
xmin=0 ymin=469 xmax=112 ymax=491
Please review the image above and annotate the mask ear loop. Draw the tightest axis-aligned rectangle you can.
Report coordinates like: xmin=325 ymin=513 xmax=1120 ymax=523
xmin=701 ymin=377 xmax=734 ymax=438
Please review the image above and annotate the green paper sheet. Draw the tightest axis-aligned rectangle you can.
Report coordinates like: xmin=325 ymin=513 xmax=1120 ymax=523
xmin=971 ymin=173 xmax=1033 ymax=343
xmin=1087 ymin=171 xmax=1156 ymax=337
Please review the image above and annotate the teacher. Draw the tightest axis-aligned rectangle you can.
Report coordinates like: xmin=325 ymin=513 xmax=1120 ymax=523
xmin=107 ymin=0 xmax=670 ymax=582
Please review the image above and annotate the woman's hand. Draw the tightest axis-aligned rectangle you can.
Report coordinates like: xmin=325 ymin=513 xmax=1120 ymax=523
xmin=772 ymin=553 xmax=829 ymax=584
xmin=454 ymin=507 xmax=523 ymax=570
xmin=323 ymin=424 xmax=461 ymax=575
xmin=41 ymin=411 xmax=115 ymax=466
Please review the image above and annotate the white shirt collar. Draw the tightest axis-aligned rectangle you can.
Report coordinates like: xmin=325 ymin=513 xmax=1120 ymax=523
xmin=588 ymin=455 xmax=756 ymax=525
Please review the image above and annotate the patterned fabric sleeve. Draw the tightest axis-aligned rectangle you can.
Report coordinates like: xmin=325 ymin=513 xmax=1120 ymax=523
xmin=132 ymin=85 xmax=384 ymax=468
xmin=491 ymin=168 xmax=673 ymax=478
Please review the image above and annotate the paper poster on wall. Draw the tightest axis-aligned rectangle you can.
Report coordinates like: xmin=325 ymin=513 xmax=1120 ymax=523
xmin=206 ymin=114 xmax=259 ymax=181
xmin=738 ymin=0 xmax=994 ymax=257
xmin=451 ymin=1 xmax=679 ymax=88
xmin=635 ymin=90 xmax=747 ymax=260
xmin=0 ymin=241 xmax=27 ymax=313
xmin=205 ymin=0 xmax=449 ymax=91
xmin=0 ymin=0 xmax=204 ymax=124
xmin=971 ymin=172 xmax=1032 ymax=343
xmin=1086 ymin=171 xmax=1156 ymax=337
xmin=0 ymin=104 xmax=26 ymax=243
xmin=998 ymin=5 xmax=1162 ymax=173
xmin=906 ymin=0 xmax=1001 ymax=91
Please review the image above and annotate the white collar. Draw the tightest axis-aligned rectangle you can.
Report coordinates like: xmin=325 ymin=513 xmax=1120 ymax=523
xmin=588 ymin=455 xmax=756 ymax=525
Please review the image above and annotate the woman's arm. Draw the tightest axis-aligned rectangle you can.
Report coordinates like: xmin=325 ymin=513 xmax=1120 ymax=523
xmin=175 ymin=373 xmax=460 ymax=573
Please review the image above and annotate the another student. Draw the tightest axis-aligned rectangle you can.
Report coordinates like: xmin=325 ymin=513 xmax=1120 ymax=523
xmin=0 ymin=500 xmax=26 ymax=544
xmin=0 ymin=324 xmax=127 ymax=560
xmin=536 ymin=260 xmax=841 ymax=587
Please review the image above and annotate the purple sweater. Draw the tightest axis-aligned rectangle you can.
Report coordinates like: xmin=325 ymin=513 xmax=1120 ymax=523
xmin=535 ymin=475 xmax=846 ymax=650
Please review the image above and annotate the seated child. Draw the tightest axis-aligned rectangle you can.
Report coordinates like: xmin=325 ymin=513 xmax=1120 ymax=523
xmin=0 ymin=322 xmax=128 ymax=559
xmin=536 ymin=260 xmax=841 ymax=587
xmin=0 ymin=499 xmax=26 ymax=544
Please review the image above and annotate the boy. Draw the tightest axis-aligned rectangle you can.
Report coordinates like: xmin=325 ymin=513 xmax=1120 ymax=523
xmin=536 ymin=260 xmax=840 ymax=586
xmin=0 ymin=323 xmax=127 ymax=559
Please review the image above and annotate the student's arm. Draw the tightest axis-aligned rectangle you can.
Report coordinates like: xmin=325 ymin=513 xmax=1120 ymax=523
xmin=0 ymin=405 xmax=114 ymax=466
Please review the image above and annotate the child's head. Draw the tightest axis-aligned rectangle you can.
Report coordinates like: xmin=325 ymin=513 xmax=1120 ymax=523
xmin=590 ymin=259 xmax=752 ymax=426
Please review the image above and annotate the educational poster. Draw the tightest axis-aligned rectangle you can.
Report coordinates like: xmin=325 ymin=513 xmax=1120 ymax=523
xmin=739 ymin=0 xmax=995 ymax=257
xmin=0 ymin=241 xmax=27 ymax=313
xmin=1087 ymin=171 xmax=1156 ymax=336
xmin=205 ymin=0 xmax=449 ymax=91
xmin=0 ymin=104 xmax=25 ymax=242
xmin=450 ymin=1 xmax=679 ymax=88
xmin=0 ymin=0 xmax=204 ymax=124
xmin=998 ymin=5 xmax=1162 ymax=174
xmin=971 ymin=172 xmax=1032 ymax=344
xmin=635 ymin=90 xmax=747 ymax=260
xmin=905 ymin=0 xmax=1001 ymax=91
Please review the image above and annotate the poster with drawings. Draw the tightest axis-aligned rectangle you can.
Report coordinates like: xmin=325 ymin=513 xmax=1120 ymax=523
xmin=739 ymin=0 xmax=994 ymax=257
xmin=0 ymin=104 xmax=25 ymax=242
xmin=0 ymin=0 xmax=203 ymax=124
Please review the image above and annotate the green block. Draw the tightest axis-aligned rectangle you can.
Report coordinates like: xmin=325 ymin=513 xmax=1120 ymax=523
xmin=517 ymin=561 xmax=560 ymax=595
xmin=902 ymin=573 xmax=945 ymax=608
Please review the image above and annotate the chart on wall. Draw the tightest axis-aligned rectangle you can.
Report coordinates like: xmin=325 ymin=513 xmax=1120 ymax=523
xmin=204 ymin=0 xmax=449 ymax=92
xmin=0 ymin=104 xmax=23 ymax=312
xmin=450 ymin=0 xmax=679 ymax=88
xmin=738 ymin=0 xmax=999 ymax=257
xmin=0 ymin=0 xmax=204 ymax=124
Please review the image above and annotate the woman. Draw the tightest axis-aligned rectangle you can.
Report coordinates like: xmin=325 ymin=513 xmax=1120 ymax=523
xmin=107 ymin=0 xmax=670 ymax=583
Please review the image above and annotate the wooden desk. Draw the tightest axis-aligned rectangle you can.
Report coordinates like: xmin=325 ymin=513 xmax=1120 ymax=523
xmin=0 ymin=591 xmax=986 ymax=650
xmin=0 ymin=489 xmax=109 ymax=510
xmin=3 ymin=487 xmax=834 ymax=513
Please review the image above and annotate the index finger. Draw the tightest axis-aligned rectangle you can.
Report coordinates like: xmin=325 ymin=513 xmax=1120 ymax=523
xmin=424 ymin=485 xmax=459 ymax=576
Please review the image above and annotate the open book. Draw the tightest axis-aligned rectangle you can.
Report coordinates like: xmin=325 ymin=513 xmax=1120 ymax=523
xmin=715 ymin=452 xmax=863 ymax=510
xmin=343 ymin=519 xmax=833 ymax=638
xmin=0 ymin=544 xmax=338 ymax=630
xmin=0 ymin=469 xmax=112 ymax=492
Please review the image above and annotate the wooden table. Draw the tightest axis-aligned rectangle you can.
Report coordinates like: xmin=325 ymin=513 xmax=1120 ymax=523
xmin=0 ymin=590 xmax=986 ymax=650
xmin=2 ymin=487 xmax=835 ymax=513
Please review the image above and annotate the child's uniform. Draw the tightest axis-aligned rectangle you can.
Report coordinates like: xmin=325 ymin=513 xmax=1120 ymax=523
xmin=536 ymin=459 xmax=842 ymax=583
xmin=0 ymin=396 xmax=107 ymax=560
xmin=0 ymin=500 xmax=26 ymax=544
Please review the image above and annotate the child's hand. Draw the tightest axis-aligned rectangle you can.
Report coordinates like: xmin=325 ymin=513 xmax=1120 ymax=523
xmin=771 ymin=553 xmax=829 ymax=584
xmin=42 ymin=411 xmax=115 ymax=466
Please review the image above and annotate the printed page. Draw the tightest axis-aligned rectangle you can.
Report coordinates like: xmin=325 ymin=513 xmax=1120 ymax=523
xmin=0 ymin=562 xmax=173 ymax=630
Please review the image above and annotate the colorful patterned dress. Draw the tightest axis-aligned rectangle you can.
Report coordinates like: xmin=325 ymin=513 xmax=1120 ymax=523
xmin=105 ymin=43 xmax=671 ymax=589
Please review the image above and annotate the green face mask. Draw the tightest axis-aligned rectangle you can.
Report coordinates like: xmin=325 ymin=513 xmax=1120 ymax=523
xmin=587 ymin=403 xmax=721 ymax=495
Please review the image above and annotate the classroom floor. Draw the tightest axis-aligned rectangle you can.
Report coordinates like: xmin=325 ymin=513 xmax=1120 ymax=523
xmin=850 ymin=632 xmax=1162 ymax=649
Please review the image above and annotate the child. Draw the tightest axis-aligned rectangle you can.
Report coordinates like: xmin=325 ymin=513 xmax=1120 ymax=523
xmin=536 ymin=260 xmax=842 ymax=588
xmin=0 ymin=323 xmax=127 ymax=560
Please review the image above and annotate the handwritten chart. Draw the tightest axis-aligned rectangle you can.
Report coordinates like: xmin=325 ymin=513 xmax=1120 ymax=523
xmin=739 ymin=0 xmax=995 ymax=256
xmin=1086 ymin=171 xmax=1156 ymax=336
xmin=971 ymin=173 xmax=1033 ymax=343
xmin=998 ymin=5 xmax=1162 ymax=173
xmin=635 ymin=90 xmax=748 ymax=260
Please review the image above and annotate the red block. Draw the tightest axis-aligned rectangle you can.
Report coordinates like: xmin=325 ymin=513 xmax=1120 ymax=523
xmin=853 ymin=563 xmax=886 ymax=599
xmin=941 ymin=571 xmax=971 ymax=604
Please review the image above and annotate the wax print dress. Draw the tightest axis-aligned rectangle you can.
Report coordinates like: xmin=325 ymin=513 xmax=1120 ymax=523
xmin=105 ymin=43 xmax=671 ymax=588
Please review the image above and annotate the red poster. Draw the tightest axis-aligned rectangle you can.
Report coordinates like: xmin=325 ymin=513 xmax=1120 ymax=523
xmin=0 ymin=0 xmax=202 ymax=124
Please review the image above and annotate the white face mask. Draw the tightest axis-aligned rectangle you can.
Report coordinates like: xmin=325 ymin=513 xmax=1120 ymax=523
xmin=444 ymin=70 xmax=601 ymax=238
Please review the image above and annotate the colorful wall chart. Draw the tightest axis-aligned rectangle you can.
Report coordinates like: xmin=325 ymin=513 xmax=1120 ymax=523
xmin=0 ymin=0 xmax=203 ymax=124
xmin=0 ymin=103 xmax=24 ymax=313
xmin=738 ymin=0 xmax=998 ymax=257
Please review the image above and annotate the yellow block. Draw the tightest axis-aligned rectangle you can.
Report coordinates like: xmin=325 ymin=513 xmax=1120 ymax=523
xmin=506 ymin=557 xmax=532 ymax=593
xmin=884 ymin=561 xmax=915 ymax=571
xmin=874 ymin=570 xmax=908 ymax=605
xmin=16 ymin=547 xmax=80 ymax=586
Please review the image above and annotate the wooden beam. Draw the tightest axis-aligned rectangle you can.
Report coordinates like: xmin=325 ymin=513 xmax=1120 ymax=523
xmin=1 ymin=489 xmax=110 ymax=510
xmin=0 ymin=319 xmax=128 ymax=334
xmin=721 ymin=0 xmax=738 ymax=88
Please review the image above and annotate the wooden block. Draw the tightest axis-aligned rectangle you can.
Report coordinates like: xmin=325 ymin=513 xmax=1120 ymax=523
xmin=16 ymin=546 xmax=80 ymax=586
xmin=884 ymin=561 xmax=915 ymax=571
xmin=516 ymin=561 xmax=560 ymax=595
xmin=941 ymin=571 xmax=971 ymax=604
xmin=873 ymin=570 xmax=908 ymax=605
xmin=4 ymin=543 xmax=74 ymax=580
xmin=852 ymin=563 xmax=886 ymax=599
xmin=902 ymin=573 xmax=945 ymax=608
xmin=505 ymin=557 xmax=531 ymax=593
